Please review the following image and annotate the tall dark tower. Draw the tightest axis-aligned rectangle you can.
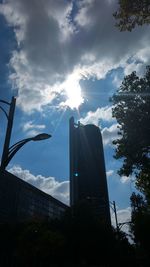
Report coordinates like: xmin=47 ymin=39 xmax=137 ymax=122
xmin=69 ymin=117 xmax=111 ymax=224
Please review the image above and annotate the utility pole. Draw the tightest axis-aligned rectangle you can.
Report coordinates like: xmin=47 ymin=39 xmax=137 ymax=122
xmin=113 ymin=200 xmax=119 ymax=232
xmin=1 ymin=97 xmax=16 ymax=171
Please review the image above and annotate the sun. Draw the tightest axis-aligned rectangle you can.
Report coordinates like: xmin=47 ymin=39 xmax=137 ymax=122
xmin=64 ymin=76 xmax=84 ymax=109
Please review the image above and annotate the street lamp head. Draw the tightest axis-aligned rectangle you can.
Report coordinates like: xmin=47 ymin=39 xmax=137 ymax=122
xmin=32 ymin=133 xmax=52 ymax=141
xmin=0 ymin=96 xmax=52 ymax=170
xmin=0 ymin=133 xmax=52 ymax=170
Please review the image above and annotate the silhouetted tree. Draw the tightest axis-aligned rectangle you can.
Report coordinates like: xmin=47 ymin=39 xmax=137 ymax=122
xmin=130 ymin=192 xmax=150 ymax=264
xmin=15 ymin=222 xmax=66 ymax=267
xmin=113 ymin=0 xmax=150 ymax=31
xmin=110 ymin=66 xmax=150 ymax=201
xmin=0 ymin=213 xmax=137 ymax=266
xmin=61 ymin=202 xmax=136 ymax=266
xmin=130 ymin=192 xmax=145 ymax=211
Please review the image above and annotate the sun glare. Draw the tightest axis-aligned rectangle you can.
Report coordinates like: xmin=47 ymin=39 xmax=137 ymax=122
xmin=64 ymin=77 xmax=84 ymax=109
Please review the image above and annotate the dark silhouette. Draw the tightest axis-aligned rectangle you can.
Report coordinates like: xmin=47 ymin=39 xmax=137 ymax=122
xmin=0 ymin=110 xmax=149 ymax=266
xmin=113 ymin=0 xmax=150 ymax=31
xmin=0 ymin=211 xmax=137 ymax=267
xmin=0 ymin=97 xmax=51 ymax=170
xmin=130 ymin=192 xmax=150 ymax=264
xmin=0 ymin=170 xmax=68 ymax=223
xmin=70 ymin=117 xmax=111 ymax=226
xmin=110 ymin=66 xmax=150 ymax=202
xmin=110 ymin=66 xmax=150 ymax=266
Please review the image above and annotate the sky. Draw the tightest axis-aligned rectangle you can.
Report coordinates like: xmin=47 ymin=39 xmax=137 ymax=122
xmin=0 ymin=0 xmax=150 ymax=232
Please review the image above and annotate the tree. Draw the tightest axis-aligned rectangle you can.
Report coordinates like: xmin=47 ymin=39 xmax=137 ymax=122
xmin=113 ymin=0 xmax=150 ymax=31
xmin=130 ymin=192 xmax=150 ymax=262
xmin=110 ymin=66 xmax=150 ymax=198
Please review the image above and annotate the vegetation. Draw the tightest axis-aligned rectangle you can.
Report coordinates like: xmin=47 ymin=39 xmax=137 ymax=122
xmin=0 ymin=212 xmax=136 ymax=267
xmin=110 ymin=66 xmax=150 ymax=202
xmin=130 ymin=192 xmax=150 ymax=262
xmin=111 ymin=66 xmax=150 ymax=264
xmin=113 ymin=0 xmax=150 ymax=31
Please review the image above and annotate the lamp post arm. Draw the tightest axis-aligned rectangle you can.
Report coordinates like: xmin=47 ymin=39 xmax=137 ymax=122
xmin=0 ymin=96 xmax=52 ymax=170
xmin=0 ymin=106 xmax=9 ymax=119
xmin=0 ymin=99 xmax=10 ymax=105
xmin=9 ymin=138 xmax=32 ymax=151
xmin=3 ymin=139 xmax=30 ymax=169
xmin=1 ymin=132 xmax=51 ymax=170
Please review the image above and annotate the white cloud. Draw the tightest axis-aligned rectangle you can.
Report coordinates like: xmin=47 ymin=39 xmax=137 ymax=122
xmin=112 ymin=74 xmax=122 ymax=88
xmin=107 ymin=170 xmax=114 ymax=177
xmin=111 ymin=206 xmax=131 ymax=227
xmin=135 ymin=46 xmax=150 ymax=64
xmin=74 ymin=0 xmax=95 ymax=28
xmin=80 ymin=106 xmax=114 ymax=126
xmin=80 ymin=109 xmax=119 ymax=146
xmin=111 ymin=206 xmax=132 ymax=240
xmin=8 ymin=165 xmax=69 ymax=205
xmin=102 ymin=123 xmax=119 ymax=146
xmin=123 ymin=60 xmax=145 ymax=77
xmin=0 ymin=0 xmax=150 ymax=112
xmin=121 ymin=176 xmax=130 ymax=184
xmin=116 ymin=207 xmax=131 ymax=224
xmin=22 ymin=121 xmax=46 ymax=136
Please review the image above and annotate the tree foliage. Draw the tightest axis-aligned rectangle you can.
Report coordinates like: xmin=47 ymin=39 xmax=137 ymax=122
xmin=0 ymin=217 xmax=136 ymax=267
xmin=113 ymin=0 xmax=150 ymax=31
xmin=110 ymin=66 xmax=150 ymax=197
xmin=130 ymin=192 xmax=150 ymax=258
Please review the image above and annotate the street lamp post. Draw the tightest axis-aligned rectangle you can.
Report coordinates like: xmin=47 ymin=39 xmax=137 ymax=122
xmin=0 ymin=97 xmax=51 ymax=171
xmin=110 ymin=201 xmax=132 ymax=234
xmin=0 ymin=97 xmax=16 ymax=170
xmin=110 ymin=200 xmax=119 ymax=232
xmin=2 ymin=133 xmax=51 ymax=170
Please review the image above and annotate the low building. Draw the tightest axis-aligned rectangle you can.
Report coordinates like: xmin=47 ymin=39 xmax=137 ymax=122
xmin=0 ymin=170 xmax=68 ymax=223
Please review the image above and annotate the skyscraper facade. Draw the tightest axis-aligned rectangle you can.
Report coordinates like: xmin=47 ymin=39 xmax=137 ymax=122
xmin=69 ymin=117 xmax=111 ymax=224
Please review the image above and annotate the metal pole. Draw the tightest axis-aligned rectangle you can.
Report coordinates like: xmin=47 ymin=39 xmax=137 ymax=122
xmin=113 ymin=201 xmax=119 ymax=232
xmin=1 ymin=97 xmax=16 ymax=170
xmin=4 ymin=139 xmax=31 ymax=168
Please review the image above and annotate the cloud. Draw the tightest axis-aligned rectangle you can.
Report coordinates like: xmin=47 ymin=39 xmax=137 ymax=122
xmin=107 ymin=170 xmax=114 ymax=177
xmin=124 ymin=62 xmax=143 ymax=76
xmin=8 ymin=165 xmax=69 ymax=205
xmin=80 ymin=108 xmax=119 ymax=146
xmin=80 ymin=106 xmax=114 ymax=125
xmin=102 ymin=123 xmax=119 ymax=146
xmin=117 ymin=207 xmax=131 ymax=226
xmin=120 ymin=176 xmax=130 ymax=184
xmin=111 ymin=206 xmax=132 ymax=240
xmin=112 ymin=74 xmax=122 ymax=88
xmin=111 ymin=206 xmax=131 ymax=226
xmin=0 ymin=0 xmax=150 ymax=112
xmin=22 ymin=121 xmax=46 ymax=136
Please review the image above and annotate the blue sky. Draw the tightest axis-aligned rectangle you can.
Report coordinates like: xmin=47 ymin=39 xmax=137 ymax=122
xmin=0 ymin=0 xmax=150 ymax=228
